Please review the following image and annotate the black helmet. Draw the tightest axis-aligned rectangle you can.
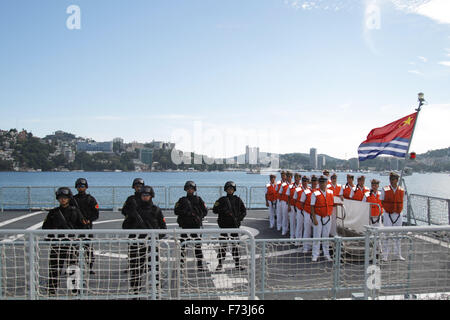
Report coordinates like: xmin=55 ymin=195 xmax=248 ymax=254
xmin=75 ymin=178 xmax=88 ymax=188
xmin=140 ymin=185 xmax=155 ymax=197
xmin=184 ymin=180 xmax=197 ymax=191
xmin=132 ymin=178 xmax=145 ymax=189
xmin=224 ymin=181 xmax=236 ymax=192
xmin=55 ymin=187 xmax=73 ymax=199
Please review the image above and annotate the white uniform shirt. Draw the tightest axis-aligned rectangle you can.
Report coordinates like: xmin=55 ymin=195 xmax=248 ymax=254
xmin=301 ymin=186 xmax=318 ymax=202
xmin=300 ymin=189 xmax=307 ymax=203
xmin=292 ymin=186 xmax=304 ymax=201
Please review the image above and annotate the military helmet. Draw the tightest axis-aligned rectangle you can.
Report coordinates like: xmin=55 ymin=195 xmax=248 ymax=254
xmin=75 ymin=178 xmax=88 ymax=188
xmin=224 ymin=181 xmax=237 ymax=192
xmin=132 ymin=178 xmax=145 ymax=189
xmin=184 ymin=180 xmax=197 ymax=191
xmin=55 ymin=187 xmax=73 ymax=199
xmin=140 ymin=185 xmax=155 ymax=197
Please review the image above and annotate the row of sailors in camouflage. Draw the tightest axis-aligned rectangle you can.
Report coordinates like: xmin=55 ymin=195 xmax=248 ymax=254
xmin=265 ymin=170 xmax=405 ymax=262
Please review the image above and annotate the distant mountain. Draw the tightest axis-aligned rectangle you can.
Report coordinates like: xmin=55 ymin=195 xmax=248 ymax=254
xmin=408 ymin=147 xmax=450 ymax=172
xmin=43 ymin=130 xmax=77 ymax=142
xmin=277 ymin=147 xmax=450 ymax=173
xmin=419 ymin=147 xmax=450 ymax=159
xmin=1 ymin=127 xmax=449 ymax=172
xmin=278 ymin=152 xmax=349 ymax=170
xmin=354 ymin=147 xmax=450 ymax=173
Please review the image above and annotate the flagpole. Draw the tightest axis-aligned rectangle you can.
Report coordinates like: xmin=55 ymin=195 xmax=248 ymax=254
xmin=399 ymin=93 xmax=425 ymax=187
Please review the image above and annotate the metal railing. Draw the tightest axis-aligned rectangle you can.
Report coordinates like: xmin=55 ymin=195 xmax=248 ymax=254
xmin=363 ymin=225 xmax=450 ymax=300
xmin=1 ymin=185 xmax=449 ymax=226
xmin=0 ymin=185 xmax=262 ymax=211
xmin=0 ymin=186 xmax=168 ymax=212
xmin=406 ymin=194 xmax=450 ymax=226
xmin=0 ymin=228 xmax=255 ymax=300
xmin=1 ymin=225 xmax=449 ymax=300
xmin=254 ymin=236 xmax=367 ymax=300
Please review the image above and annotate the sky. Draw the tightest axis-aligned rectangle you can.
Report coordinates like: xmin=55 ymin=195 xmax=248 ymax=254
xmin=0 ymin=0 xmax=449 ymax=160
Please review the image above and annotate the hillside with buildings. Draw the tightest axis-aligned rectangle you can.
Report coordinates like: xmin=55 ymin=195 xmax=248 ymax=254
xmin=0 ymin=129 xmax=173 ymax=172
xmin=0 ymin=128 xmax=448 ymax=172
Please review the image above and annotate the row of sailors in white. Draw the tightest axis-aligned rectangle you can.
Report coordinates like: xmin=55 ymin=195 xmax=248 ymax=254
xmin=266 ymin=170 xmax=406 ymax=262
xmin=335 ymin=172 xmax=405 ymax=261
xmin=265 ymin=172 xmax=337 ymax=262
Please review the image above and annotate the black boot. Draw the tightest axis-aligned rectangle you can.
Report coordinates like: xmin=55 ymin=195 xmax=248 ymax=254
xmin=234 ymin=259 xmax=245 ymax=271
xmin=89 ymin=263 xmax=96 ymax=275
xmin=197 ymin=261 xmax=206 ymax=272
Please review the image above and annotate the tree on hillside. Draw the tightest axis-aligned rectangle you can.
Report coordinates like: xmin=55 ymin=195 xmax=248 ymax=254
xmin=0 ymin=160 xmax=13 ymax=171
xmin=12 ymin=136 xmax=55 ymax=170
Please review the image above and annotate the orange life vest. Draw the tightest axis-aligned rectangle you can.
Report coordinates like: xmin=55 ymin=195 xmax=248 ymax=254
xmin=275 ymin=181 xmax=283 ymax=200
xmin=364 ymin=190 xmax=383 ymax=217
xmin=266 ymin=183 xmax=277 ymax=202
xmin=352 ymin=186 xmax=370 ymax=201
xmin=302 ymin=189 xmax=313 ymax=213
xmin=294 ymin=186 xmax=306 ymax=210
xmin=328 ymin=183 xmax=342 ymax=197
xmin=382 ymin=185 xmax=404 ymax=213
xmin=312 ymin=190 xmax=334 ymax=217
xmin=343 ymin=184 xmax=354 ymax=199
xmin=289 ymin=183 xmax=300 ymax=206
xmin=279 ymin=182 xmax=290 ymax=202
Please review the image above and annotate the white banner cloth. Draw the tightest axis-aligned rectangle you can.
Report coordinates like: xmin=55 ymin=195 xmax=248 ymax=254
xmin=341 ymin=199 xmax=371 ymax=234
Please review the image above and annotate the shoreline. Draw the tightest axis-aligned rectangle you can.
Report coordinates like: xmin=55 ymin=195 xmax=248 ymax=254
xmin=1 ymin=170 xmax=449 ymax=174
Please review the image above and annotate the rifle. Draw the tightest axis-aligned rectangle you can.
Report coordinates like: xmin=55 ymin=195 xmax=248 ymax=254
xmin=225 ymin=197 xmax=239 ymax=228
xmin=185 ymin=197 xmax=202 ymax=226
xmin=57 ymin=209 xmax=72 ymax=229
xmin=70 ymin=197 xmax=90 ymax=226
xmin=133 ymin=203 xmax=149 ymax=229
xmin=54 ymin=208 xmax=78 ymax=240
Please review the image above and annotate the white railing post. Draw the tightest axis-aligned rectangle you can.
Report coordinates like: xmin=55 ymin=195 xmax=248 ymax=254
xmin=29 ymin=232 xmax=36 ymax=300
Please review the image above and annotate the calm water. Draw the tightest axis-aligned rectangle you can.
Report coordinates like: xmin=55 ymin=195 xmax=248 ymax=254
xmin=0 ymin=171 xmax=449 ymax=198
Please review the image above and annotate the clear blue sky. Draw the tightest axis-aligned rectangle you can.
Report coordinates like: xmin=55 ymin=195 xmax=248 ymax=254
xmin=1 ymin=0 xmax=449 ymax=159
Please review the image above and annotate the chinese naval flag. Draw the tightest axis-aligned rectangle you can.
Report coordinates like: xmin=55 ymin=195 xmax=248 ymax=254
xmin=358 ymin=112 xmax=417 ymax=161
